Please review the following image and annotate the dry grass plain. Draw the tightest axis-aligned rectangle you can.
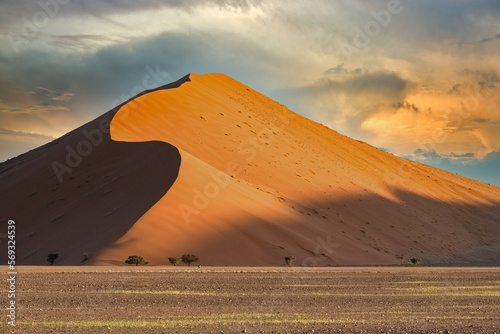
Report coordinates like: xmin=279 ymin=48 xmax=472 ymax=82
xmin=2 ymin=266 xmax=499 ymax=333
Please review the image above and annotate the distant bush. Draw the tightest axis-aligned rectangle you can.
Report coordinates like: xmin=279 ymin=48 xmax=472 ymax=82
xmin=125 ymin=255 xmax=148 ymax=266
xmin=410 ymin=257 xmax=421 ymax=266
xmin=284 ymin=256 xmax=296 ymax=266
xmin=47 ymin=253 xmax=59 ymax=265
xmin=81 ymin=252 xmax=89 ymax=263
xmin=168 ymin=257 xmax=180 ymax=266
xmin=181 ymin=254 xmax=199 ymax=266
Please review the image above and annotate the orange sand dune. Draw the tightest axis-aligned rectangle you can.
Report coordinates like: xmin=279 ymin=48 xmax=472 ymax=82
xmin=103 ymin=73 xmax=500 ymax=266
xmin=1 ymin=73 xmax=499 ymax=266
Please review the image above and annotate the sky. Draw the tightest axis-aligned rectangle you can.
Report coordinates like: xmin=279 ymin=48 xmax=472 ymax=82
xmin=0 ymin=0 xmax=499 ymax=186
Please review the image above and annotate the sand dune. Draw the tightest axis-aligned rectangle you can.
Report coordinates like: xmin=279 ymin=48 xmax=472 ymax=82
xmin=1 ymin=73 xmax=499 ymax=265
xmin=105 ymin=73 xmax=500 ymax=266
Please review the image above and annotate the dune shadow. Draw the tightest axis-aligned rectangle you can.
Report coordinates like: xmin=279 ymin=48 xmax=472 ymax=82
xmin=186 ymin=188 xmax=500 ymax=266
xmin=0 ymin=75 xmax=191 ymax=265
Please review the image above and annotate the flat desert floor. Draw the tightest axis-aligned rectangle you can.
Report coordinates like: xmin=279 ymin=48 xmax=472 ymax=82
xmin=2 ymin=267 xmax=499 ymax=333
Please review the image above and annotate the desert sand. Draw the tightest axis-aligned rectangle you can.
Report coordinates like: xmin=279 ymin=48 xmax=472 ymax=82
xmin=9 ymin=266 xmax=500 ymax=333
xmin=1 ymin=73 xmax=499 ymax=266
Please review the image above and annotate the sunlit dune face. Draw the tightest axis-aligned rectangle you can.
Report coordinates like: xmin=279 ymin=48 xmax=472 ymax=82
xmin=111 ymin=72 xmax=341 ymax=195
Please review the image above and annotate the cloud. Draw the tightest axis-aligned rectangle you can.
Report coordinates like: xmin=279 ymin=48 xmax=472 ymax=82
xmin=50 ymin=92 xmax=74 ymax=102
xmin=338 ymin=72 xmax=413 ymax=96
xmin=1 ymin=16 xmax=299 ymax=106
xmin=49 ymin=34 xmax=127 ymax=53
xmin=36 ymin=87 xmax=74 ymax=102
xmin=0 ymin=127 xmax=54 ymax=140
xmin=279 ymin=71 xmax=414 ymax=105
xmin=325 ymin=64 xmax=366 ymax=75
xmin=413 ymin=149 xmax=475 ymax=161
xmin=479 ymin=34 xmax=500 ymax=44
xmin=0 ymin=0 xmax=266 ymax=26
xmin=391 ymin=101 xmax=420 ymax=113
xmin=407 ymin=149 xmax=500 ymax=186
xmin=0 ymin=126 xmax=54 ymax=161
xmin=0 ymin=104 xmax=69 ymax=115
xmin=273 ymin=70 xmax=416 ymax=141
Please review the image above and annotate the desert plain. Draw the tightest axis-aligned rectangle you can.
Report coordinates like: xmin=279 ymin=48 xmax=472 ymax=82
xmin=2 ymin=266 xmax=499 ymax=333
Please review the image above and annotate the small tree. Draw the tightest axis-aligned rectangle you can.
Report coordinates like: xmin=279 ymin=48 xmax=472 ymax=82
xmin=181 ymin=254 xmax=199 ymax=266
xmin=47 ymin=253 xmax=59 ymax=265
xmin=284 ymin=256 xmax=296 ymax=266
xmin=125 ymin=255 xmax=148 ymax=266
xmin=81 ymin=252 xmax=89 ymax=263
xmin=410 ymin=258 xmax=421 ymax=266
xmin=168 ymin=257 xmax=180 ymax=266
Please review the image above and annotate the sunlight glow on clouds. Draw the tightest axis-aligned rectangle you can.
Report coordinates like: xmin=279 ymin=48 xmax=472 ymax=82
xmin=0 ymin=0 xmax=499 ymax=185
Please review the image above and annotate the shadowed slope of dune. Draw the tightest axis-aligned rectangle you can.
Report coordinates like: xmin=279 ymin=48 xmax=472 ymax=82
xmin=186 ymin=189 xmax=500 ymax=266
xmin=0 ymin=76 xmax=190 ymax=265
xmin=102 ymin=73 xmax=500 ymax=266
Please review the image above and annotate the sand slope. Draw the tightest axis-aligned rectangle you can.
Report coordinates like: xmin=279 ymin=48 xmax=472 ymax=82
xmin=104 ymin=73 xmax=500 ymax=266
xmin=1 ymin=73 xmax=499 ymax=265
